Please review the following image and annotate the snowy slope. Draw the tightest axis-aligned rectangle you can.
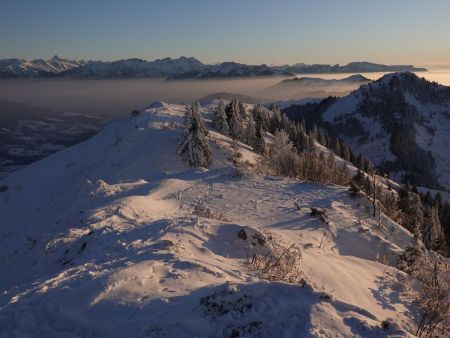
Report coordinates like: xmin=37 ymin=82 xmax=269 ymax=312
xmin=0 ymin=102 xmax=419 ymax=337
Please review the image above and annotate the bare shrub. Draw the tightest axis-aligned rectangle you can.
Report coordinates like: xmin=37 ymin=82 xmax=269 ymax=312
xmin=258 ymin=130 xmax=350 ymax=186
xmin=318 ymin=230 xmax=333 ymax=249
xmin=415 ymin=262 xmax=450 ymax=337
xmin=246 ymin=235 xmax=302 ymax=283
xmin=398 ymin=239 xmax=450 ymax=337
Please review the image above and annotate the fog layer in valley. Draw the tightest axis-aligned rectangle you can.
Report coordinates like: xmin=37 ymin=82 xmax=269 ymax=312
xmin=1 ymin=70 xmax=450 ymax=117
xmin=0 ymin=78 xmax=280 ymax=117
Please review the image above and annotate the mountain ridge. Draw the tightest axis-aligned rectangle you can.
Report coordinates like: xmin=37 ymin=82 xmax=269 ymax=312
xmin=283 ymin=72 xmax=450 ymax=191
xmin=0 ymin=56 xmax=428 ymax=79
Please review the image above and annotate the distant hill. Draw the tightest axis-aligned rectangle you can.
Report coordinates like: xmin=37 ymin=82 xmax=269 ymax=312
xmin=276 ymin=74 xmax=371 ymax=86
xmin=259 ymin=75 xmax=370 ymax=100
xmin=197 ymin=92 xmax=261 ymax=104
xmin=275 ymin=61 xmax=427 ymax=74
xmin=283 ymin=72 xmax=450 ymax=190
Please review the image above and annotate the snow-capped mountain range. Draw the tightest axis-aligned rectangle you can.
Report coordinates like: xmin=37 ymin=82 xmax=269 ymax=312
xmin=0 ymin=56 xmax=428 ymax=79
xmin=0 ymin=101 xmax=423 ymax=337
xmin=283 ymin=72 xmax=450 ymax=191
xmin=166 ymin=61 xmax=295 ymax=79
xmin=60 ymin=57 xmax=205 ymax=78
xmin=0 ymin=55 xmax=88 ymax=78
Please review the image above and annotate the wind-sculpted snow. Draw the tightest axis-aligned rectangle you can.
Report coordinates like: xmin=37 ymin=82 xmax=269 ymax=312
xmin=0 ymin=102 xmax=417 ymax=337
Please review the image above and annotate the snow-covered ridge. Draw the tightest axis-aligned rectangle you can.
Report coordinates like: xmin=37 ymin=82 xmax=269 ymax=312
xmin=0 ymin=102 xmax=420 ymax=337
xmin=295 ymin=72 xmax=450 ymax=190
xmin=0 ymin=55 xmax=88 ymax=78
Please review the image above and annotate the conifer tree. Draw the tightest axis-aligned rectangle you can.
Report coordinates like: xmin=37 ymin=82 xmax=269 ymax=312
xmin=268 ymin=129 xmax=296 ymax=177
xmin=229 ymin=110 xmax=243 ymax=140
xmin=333 ymin=138 xmax=341 ymax=156
xmin=307 ymin=134 xmax=316 ymax=152
xmin=422 ymin=206 xmax=445 ymax=252
xmin=178 ymin=103 xmax=211 ymax=168
xmin=226 ymin=99 xmax=239 ymax=123
xmin=238 ymin=100 xmax=246 ymax=119
xmin=295 ymin=125 xmax=309 ymax=153
xmin=270 ymin=105 xmax=281 ymax=133
xmin=269 ymin=103 xmax=278 ymax=113
xmin=356 ymin=154 xmax=365 ymax=171
xmin=342 ymin=144 xmax=351 ymax=162
xmin=310 ymin=124 xmax=318 ymax=141
xmin=408 ymin=193 xmax=424 ymax=236
xmin=254 ymin=126 xmax=266 ymax=154
xmin=318 ymin=128 xmax=326 ymax=146
xmin=327 ymin=151 xmax=337 ymax=181
xmin=213 ymin=100 xmax=230 ymax=135
xmin=280 ymin=113 xmax=291 ymax=131
xmin=246 ymin=112 xmax=257 ymax=146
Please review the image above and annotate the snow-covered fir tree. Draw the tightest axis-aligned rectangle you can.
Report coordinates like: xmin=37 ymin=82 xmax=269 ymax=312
xmin=254 ymin=126 xmax=266 ymax=154
xmin=213 ymin=100 xmax=229 ymax=135
xmin=246 ymin=112 xmax=257 ymax=146
xmin=398 ymin=235 xmax=427 ymax=275
xmin=226 ymin=99 xmax=239 ymax=123
xmin=280 ymin=113 xmax=291 ymax=132
xmin=267 ymin=129 xmax=297 ymax=177
xmin=253 ymin=104 xmax=269 ymax=131
xmin=229 ymin=109 xmax=243 ymax=140
xmin=408 ymin=193 xmax=424 ymax=237
xmin=269 ymin=103 xmax=281 ymax=133
xmin=178 ymin=103 xmax=212 ymax=168
xmin=422 ymin=206 xmax=445 ymax=252
xmin=238 ymin=100 xmax=246 ymax=119
xmin=342 ymin=143 xmax=351 ymax=162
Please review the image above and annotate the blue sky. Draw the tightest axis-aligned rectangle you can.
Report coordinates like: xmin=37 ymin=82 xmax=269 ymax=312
xmin=1 ymin=0 xmax=449 ymax=66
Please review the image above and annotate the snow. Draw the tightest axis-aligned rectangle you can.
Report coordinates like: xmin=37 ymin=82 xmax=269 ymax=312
xmin=0 ymin=56 xmax=86 ymax=78
xmin=410 ymin=102 xmax=450 ymax=189
xmin=322 ymin=92 xmax=397 ymax=165
xmin=0 ymin=102 xmax=419 ymax=337
xmin=321 ymin=73 xmax=450 ymax=188
xmin=322 ymin=92 xmax=360 ymax=123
